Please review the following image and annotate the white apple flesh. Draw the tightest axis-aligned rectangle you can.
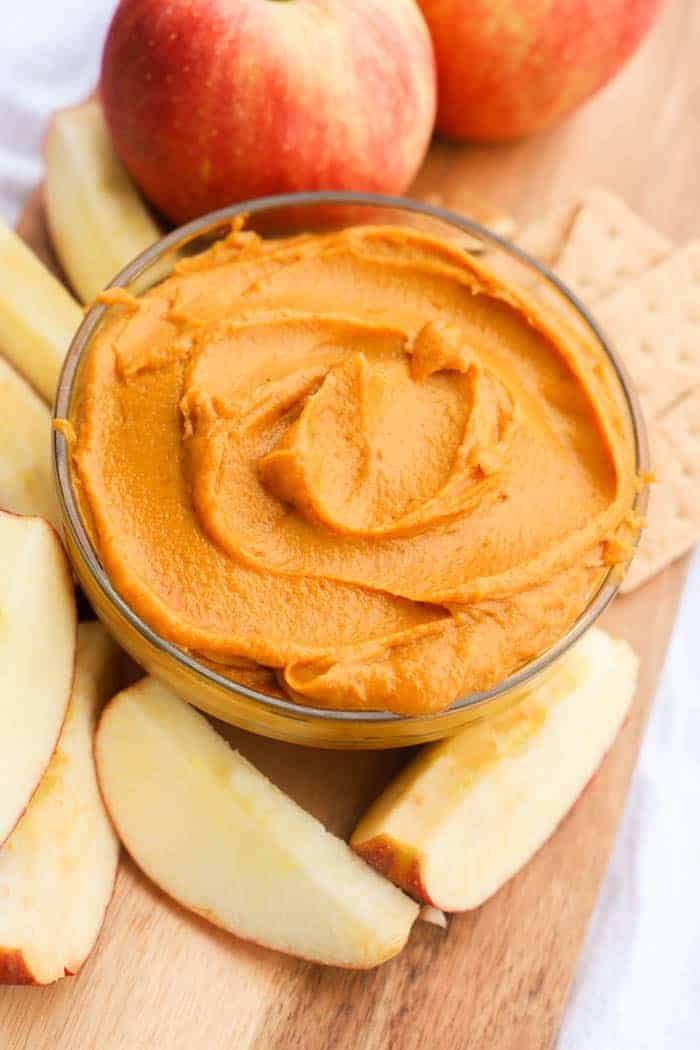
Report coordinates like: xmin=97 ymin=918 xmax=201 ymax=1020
xmin=0 ymin=511 xmax=76 ymax=846
xmin=352 ymin=627 xmax=639 ymax=911
xmin=0 ymin=623 xmax=122 ymax=984
xmin=95 ymin=678 xmax=419 ymax=968
xmin=0 ymin=219 xmax=82 ymax=401
xmin=0 ymin=355 xmax=61 ymax=530
xmin=45 ymin=99 xmax=160 ymax=304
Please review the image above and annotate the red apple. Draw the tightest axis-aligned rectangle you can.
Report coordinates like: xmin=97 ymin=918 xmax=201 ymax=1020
xmin=100 ymin=0 xmax=437 ymax=225
xmin=418 ymin=0 xmax=662 ymax=142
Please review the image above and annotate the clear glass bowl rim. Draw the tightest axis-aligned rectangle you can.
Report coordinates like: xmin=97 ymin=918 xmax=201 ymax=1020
xmin=53 ymin=189 xmax=649 ymax=727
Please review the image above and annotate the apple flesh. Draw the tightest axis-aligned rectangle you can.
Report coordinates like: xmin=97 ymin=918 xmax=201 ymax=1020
xmin=351 ymin=628 xmax=639 ymax=911
xmin=45 ymin=99 xmax=161 ymax=304
xmin=0 ymin=511 xmax=76 ymax=846
xmin=0 ymin=624 xmax=122 ymax=985
xmin=100 ymin=0 xmax=437 ymax=224
xmin=418 ymin=0 xmax=662 ymax=141
xmin=0 ymin=219 xmax=82 ymax=401
xmin=0 ymin=355 xmax=61 ymax=530
xmin=95 ymin=677 xmax=418 ymax=968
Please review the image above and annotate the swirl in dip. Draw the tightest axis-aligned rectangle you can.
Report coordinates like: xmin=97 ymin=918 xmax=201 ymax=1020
xmin=71 ymin=222 xmax=638 ymax=715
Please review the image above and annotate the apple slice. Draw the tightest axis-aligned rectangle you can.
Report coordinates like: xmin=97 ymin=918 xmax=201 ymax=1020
xmin=0 ymin=623 xmax=122 ymax=984
xmin=95 ymin=678 xmax=419 ymax=968
xmin=0 ymin=220 xmax=82 ymax=402
xmin=0 ymin=511 xmax=76 ymax=845
xmin=45 ymin=99 xmax=160 ymax=304
xmin=351 ymin=627 xmax=639 ymax=911
xmin=0 ymin=355 xmax=61 ymax=529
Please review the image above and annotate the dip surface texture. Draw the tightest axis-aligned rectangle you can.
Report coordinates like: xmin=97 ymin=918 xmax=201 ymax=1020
xmin=73 ymin=224 xmax=637 ymax=714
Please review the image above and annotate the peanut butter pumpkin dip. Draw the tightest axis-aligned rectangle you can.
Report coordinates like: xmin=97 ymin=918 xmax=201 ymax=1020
xmin=71 ymin=222 xmax=638 ymax=715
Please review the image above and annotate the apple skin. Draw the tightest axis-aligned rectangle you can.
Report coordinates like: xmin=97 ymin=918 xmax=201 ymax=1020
xmin=418 ymin=0 xmax=662 ymax=141
xmin=0 ymin=949 xmax=86 ymax=985
xmin=0 ymin=950 xmax=37 ymax=985
xmin=352 ymin=836 xmax=432 ymax=903
xmin=100 ymin=0 xmax=437 ymax=225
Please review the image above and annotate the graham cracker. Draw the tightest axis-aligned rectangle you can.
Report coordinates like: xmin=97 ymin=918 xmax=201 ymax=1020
xmin=519 ymin=191 xmax=699 ymax=590
xmin=555 ymin=188 xmax=672 ymax=303
xmin=622 ymin=385 xmax=700 ymax=592
xmin=517 ymin=189 xmax=672 ymax=301
xmin=596 ymin=242 xmax=700 ymax=419
xmin=516 ymin=200 xmax=580 ymax=268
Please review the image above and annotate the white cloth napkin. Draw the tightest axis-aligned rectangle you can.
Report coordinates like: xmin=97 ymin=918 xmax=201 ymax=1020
xmin=1 ymin=4 xmax=698 ymax=1047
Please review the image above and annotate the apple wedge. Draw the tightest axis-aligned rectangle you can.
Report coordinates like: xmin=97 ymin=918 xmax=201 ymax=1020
xmin=351 ymin=627 xmax=639 ymax=912
xmin=45 ymin=99 xmax=160 ymax=304
xmin=0 ymin=355 xmax=61 ymax=529
xmin=0 ymin=623 xmax=122 ymax=984
xmin=95 ymin=679 xmax=419 ymax=968
xmin=0 ymin=220 xmax=82 ymax=401
xmin=0 ymin=510 xmax=76 ymax=845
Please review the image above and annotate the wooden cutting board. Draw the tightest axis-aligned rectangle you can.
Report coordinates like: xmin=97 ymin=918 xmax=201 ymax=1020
xmin=2 ymin=2 xmax=697 ymax=1045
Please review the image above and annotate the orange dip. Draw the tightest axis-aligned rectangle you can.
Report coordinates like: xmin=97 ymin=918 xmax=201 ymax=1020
xmin=72 ymin=223 xmax=637 ymax=714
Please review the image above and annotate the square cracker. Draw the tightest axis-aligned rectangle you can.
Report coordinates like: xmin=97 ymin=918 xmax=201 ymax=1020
xmin=621 ymin=386 xmax=700 ymax=593
xmin=517 ymin=188 xmax=672 ymax=300
xmin=596 ymin=242 xmax=700 ymax=419
xmin=516 ymin=200 xmax=580 ymax=268
xmin=518 ymin=192 xmax=697 ymax=592
xmin=555 ymin=188 xmax=672 ymax=303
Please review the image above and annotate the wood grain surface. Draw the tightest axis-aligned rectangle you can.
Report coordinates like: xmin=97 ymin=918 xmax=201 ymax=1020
xmin=2 ymin=1 xmax=698 ymax=1046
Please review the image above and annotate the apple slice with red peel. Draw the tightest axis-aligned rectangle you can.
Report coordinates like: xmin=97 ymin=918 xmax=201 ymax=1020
xmin=95 ymin=678 xmax=419 ymax=968
xmin=0 ymin=511 xmax=76 ymax=845
xmin=0 ymin=219 xmax=82 ymax=401
xmin=0 ymin=623 xmax=122 ymax=984
xmin=351 ymin=627 xmax=639 ymax=911
xmin=45 ymin=99 xmax=160 ymax=304
xmin=0 ymin=355 xmax=61 ymax=529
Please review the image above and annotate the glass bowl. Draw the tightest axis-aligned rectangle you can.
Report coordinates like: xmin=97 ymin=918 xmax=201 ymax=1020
xmin=53 ymin=191 xmax=648 ymax=749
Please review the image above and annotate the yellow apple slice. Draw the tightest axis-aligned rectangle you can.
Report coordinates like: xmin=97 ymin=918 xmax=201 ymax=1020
xmin=0 ymin=220 xmax=82 ymax=401
xmin=0 ymin=511 xmax=76 ymax=845
xmin=95 ymin=678 xmax=419 ymax=967
xmin=45 ymin=99 xmax=160 ymax=304
xmin=0 ymin=356 xmax=60 ymax=529
xmin=0 ymin=623 xmax=122 ymax=984
xmin=351 ymin=627 xmax=639 ymax=911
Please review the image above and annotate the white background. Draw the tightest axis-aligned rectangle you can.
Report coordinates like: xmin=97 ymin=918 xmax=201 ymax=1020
xmin=1 ymin=4 xmax=699 ymax=1047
